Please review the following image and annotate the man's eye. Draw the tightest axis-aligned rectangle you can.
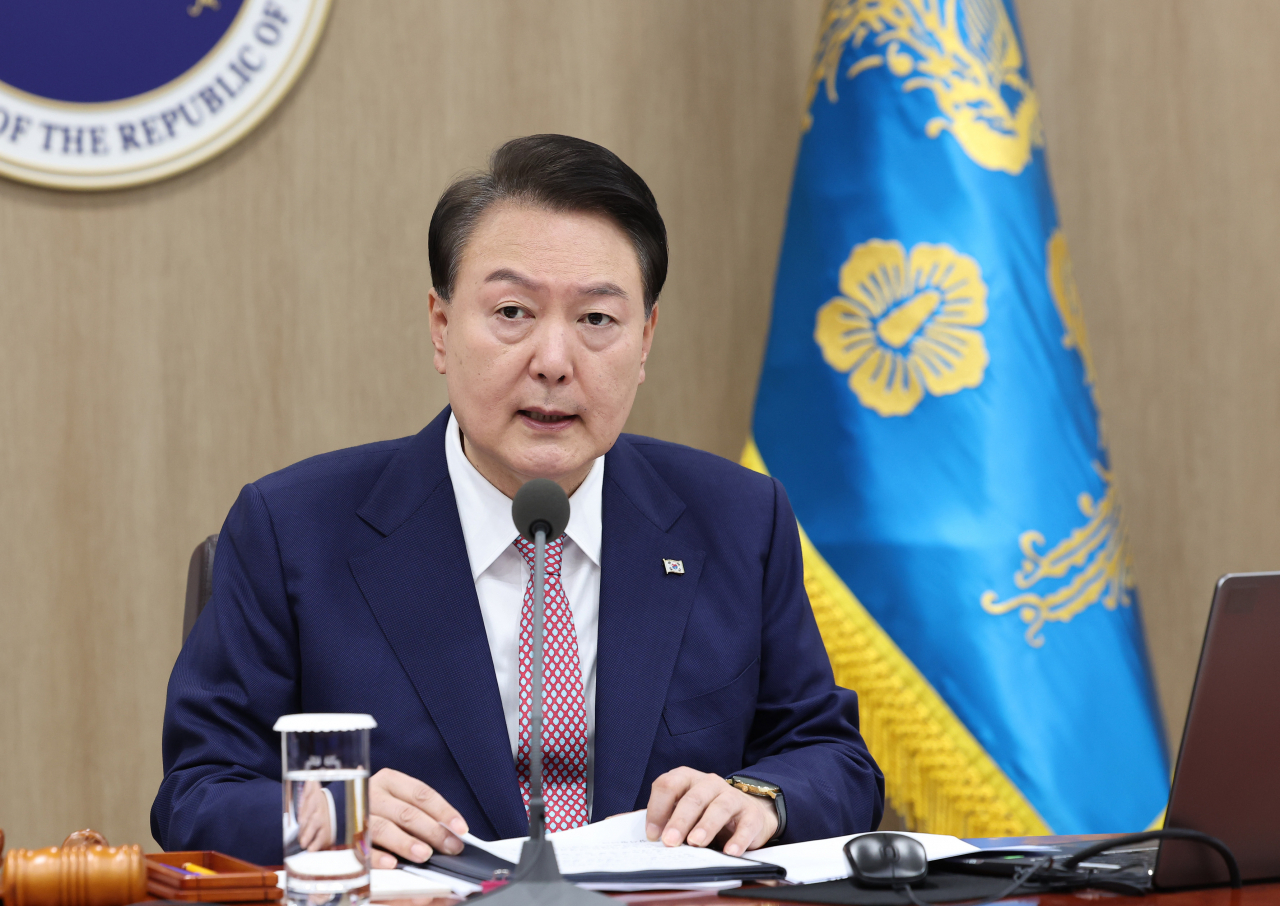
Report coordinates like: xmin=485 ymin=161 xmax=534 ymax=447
xmin=584 ymin=312 xmax=614 ymax=326
xmin=499 ymin=305 xmax=524 ymax=319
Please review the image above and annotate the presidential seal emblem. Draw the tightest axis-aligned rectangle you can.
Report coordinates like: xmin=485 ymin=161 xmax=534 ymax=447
xmin=0 ymin=0 xmax=331 ymax=190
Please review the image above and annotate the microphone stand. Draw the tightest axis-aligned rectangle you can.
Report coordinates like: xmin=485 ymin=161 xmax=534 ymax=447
xmin=477 ymin=523 xmax=611 ymax=905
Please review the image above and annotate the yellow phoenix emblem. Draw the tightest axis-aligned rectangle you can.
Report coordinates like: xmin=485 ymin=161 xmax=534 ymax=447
xmin=806 ymin=0 xmax=1044 ymax=175
xmin=981 ymin=469 xmax=1136 ymax=648
xmin=980 ymin=231 xmax=1135 ymax=647
xmin=814 ymin=239 xmax=989 ymax=417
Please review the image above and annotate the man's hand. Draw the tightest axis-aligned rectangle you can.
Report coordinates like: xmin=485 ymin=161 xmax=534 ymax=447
xmin=368 ymin=768 xmax=469 ymax=869
xmin=644 ymin=768 xmax=778 ymax=857
xmin=297 ymin=780 xmax=334 ymax=851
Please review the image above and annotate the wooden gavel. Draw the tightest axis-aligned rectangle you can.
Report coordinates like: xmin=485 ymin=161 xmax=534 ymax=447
xmin=2 ymin=830 xmax=146 ymax=906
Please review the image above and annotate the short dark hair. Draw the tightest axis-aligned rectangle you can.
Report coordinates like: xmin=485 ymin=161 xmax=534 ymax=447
xmin=428 ymin=134 xmax=667 ymax=314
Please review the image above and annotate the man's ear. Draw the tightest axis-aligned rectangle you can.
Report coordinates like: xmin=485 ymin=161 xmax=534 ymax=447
xmin=638 ymin=302 xmax=659 ymax=383
xmin=428 ymin=288 xmax=449 ymax=375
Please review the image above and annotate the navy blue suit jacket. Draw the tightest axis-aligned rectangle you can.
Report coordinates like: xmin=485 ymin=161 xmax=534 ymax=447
xmin=152 ymin=408 xmax=883 ymax=862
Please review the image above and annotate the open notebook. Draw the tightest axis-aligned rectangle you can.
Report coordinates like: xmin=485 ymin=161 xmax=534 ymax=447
xmin=410 ymin=811 xmax=979 ymax=889
xmin=412 ymin=811 xmax=783 ymax=888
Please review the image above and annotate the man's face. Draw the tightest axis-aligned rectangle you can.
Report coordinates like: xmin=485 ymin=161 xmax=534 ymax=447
xmin=429 ymin=202 xmax=658 ymax=497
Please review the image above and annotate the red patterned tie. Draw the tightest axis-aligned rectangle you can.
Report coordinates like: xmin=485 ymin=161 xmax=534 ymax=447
xmin=513 ymin=534 xmax=590 ymax=831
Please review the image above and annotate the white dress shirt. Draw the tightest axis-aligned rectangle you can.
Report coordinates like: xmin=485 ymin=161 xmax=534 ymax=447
xmin=444 ymin=413 xmax=602 ymax=811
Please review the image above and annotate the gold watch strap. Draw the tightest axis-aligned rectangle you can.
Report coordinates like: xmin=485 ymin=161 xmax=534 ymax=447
xmin=727 ymin=777 xmax=778 ymax=800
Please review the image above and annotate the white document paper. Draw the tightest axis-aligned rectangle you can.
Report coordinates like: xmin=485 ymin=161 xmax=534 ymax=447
xmin=370 ymin=867 xmax=459 ymax=898
xmin=399 ymin=864 xmax=483 ymax=897
xmin=459 ymin=809 xmax=646 ymax=860
xmin=755 ymin=832 xmax=982 ymax=885
xmin=465 ymin=835 xmax=755 ymax=876
xmin=550 ymin=809 xmax=650 ymax=844
xmin=460 ymin=810 xmax=764 ymax=878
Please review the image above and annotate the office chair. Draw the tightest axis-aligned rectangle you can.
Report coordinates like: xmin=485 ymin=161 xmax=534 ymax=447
xmin=182 ymin=534 xmax=219 ymax=644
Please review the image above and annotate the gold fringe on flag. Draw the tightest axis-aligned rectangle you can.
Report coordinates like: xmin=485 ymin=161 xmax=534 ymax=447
xmin=743 ymin=438 xmax=1050 ymax=836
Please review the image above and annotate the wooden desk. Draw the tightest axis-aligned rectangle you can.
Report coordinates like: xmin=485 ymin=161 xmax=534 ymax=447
xmin=370 ymin=835 xmax=1280 ymax=906
xmin=632 ymin=886 xmax=1280 ymax=906
xmin=375 ymin=882 xmax=1280 ymax=906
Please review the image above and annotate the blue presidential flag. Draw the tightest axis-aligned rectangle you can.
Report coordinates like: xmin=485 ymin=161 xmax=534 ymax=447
xmin=745 ymin=0 xmax=1168 ymax=835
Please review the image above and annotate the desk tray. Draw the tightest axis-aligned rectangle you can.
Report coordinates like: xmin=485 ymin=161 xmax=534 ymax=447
xmin=146 ymin=851 xmax=283 ymax=902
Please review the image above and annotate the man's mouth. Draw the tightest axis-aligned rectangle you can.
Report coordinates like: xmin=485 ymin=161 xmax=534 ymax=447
xmin=519 ymin=409 xmax=577 ymax=425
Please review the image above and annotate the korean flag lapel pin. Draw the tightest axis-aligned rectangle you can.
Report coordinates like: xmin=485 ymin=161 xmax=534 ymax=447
xmin=663 ymin=558 xmax=685 ymax=575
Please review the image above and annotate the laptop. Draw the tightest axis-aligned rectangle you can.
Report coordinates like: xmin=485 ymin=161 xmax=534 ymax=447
xmin=1152 ymin=571 xmax=1280 ymax=888
xmin=954 ymin=573 xmax=1280 ymax=890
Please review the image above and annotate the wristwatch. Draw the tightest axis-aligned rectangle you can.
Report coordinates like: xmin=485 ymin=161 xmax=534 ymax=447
xmin=726 ymin=775 xmax=786 ymax=842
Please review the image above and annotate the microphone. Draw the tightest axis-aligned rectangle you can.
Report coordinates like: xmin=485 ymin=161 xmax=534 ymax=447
xmin=478 ymin=481 xmax=607 ymax=904
xmin=512 ymin=478 xmax=571 ymax=544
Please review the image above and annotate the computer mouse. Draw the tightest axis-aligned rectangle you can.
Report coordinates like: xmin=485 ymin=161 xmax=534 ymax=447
xmin=845 ymin=832 xmax=929 ymax=888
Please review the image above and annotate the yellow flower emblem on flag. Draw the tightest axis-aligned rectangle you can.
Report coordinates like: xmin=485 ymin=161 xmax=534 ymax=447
xmin=815 ymin=239 xmax=989 ymax=416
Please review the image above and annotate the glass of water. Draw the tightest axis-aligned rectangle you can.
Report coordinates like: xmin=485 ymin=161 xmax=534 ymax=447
xmin=275 ymin=713 xmax=377 ymax=906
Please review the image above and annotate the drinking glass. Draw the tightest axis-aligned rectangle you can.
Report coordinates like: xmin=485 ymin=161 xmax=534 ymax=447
xmin=275 ymin=713 xmax=377 ymax=906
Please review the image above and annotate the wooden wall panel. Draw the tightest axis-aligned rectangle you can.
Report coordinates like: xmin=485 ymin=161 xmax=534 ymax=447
xmin=0 ymin=0 xmax=822 ymax=848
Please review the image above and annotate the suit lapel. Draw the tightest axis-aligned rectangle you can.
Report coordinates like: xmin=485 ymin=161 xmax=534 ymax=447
xmin=349 ymin=408 xmax=527 ymax=839
xmin=593 ymin=438 xmax=705 ymax=820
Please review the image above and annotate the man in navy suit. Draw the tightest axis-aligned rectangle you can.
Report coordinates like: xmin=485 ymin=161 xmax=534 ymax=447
xmin=152 ymin=135 xmax=883 ymax=866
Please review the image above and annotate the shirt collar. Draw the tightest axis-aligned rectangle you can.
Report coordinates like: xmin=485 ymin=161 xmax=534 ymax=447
xmin=444 ymin=412 xmax=604 ymax=580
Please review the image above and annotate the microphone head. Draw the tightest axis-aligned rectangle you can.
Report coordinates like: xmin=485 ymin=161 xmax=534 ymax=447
xmin=512 ymin=479 xmax=571 ymax=543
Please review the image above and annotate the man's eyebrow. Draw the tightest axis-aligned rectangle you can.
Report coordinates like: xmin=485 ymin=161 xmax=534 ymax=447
xmin=582 ymin=282 xmax=629 ymax=299
xmin=484 ymin=268 xmax=542 ymax=290
xmin=484 ymin=269 xmax=630 ymax=300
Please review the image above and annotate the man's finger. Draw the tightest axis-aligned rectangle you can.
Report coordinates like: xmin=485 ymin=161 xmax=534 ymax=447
xmin=660 ymin=774 xmax=723 ymax=847
xmin=370 ymin=771 xmax=466 ymax=856
xmin=646 ymin=769 xmax=697 ymax=841
xmin=385 ymin=800 xmax=465 ymax=855
xmin=300 ymin=807 xmax=321 ymax=850
xmin=685 ymin=793 xmax=737 ymax=848
xmin=369 ymin=813 xmax=433 ymax=864
xmin=298 ymin=783 xmax=326 ymax=850
xmin=722 ymin=805 xmax=764 ymax=857
xmin=375 ymin=771 xmax=469 ymax=836
xmin=297 ymin=791 xmax=314 ymax=849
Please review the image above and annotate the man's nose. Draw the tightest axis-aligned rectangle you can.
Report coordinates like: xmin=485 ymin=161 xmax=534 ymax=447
xmin=528 ymin=318 xmax=573 ymax=384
